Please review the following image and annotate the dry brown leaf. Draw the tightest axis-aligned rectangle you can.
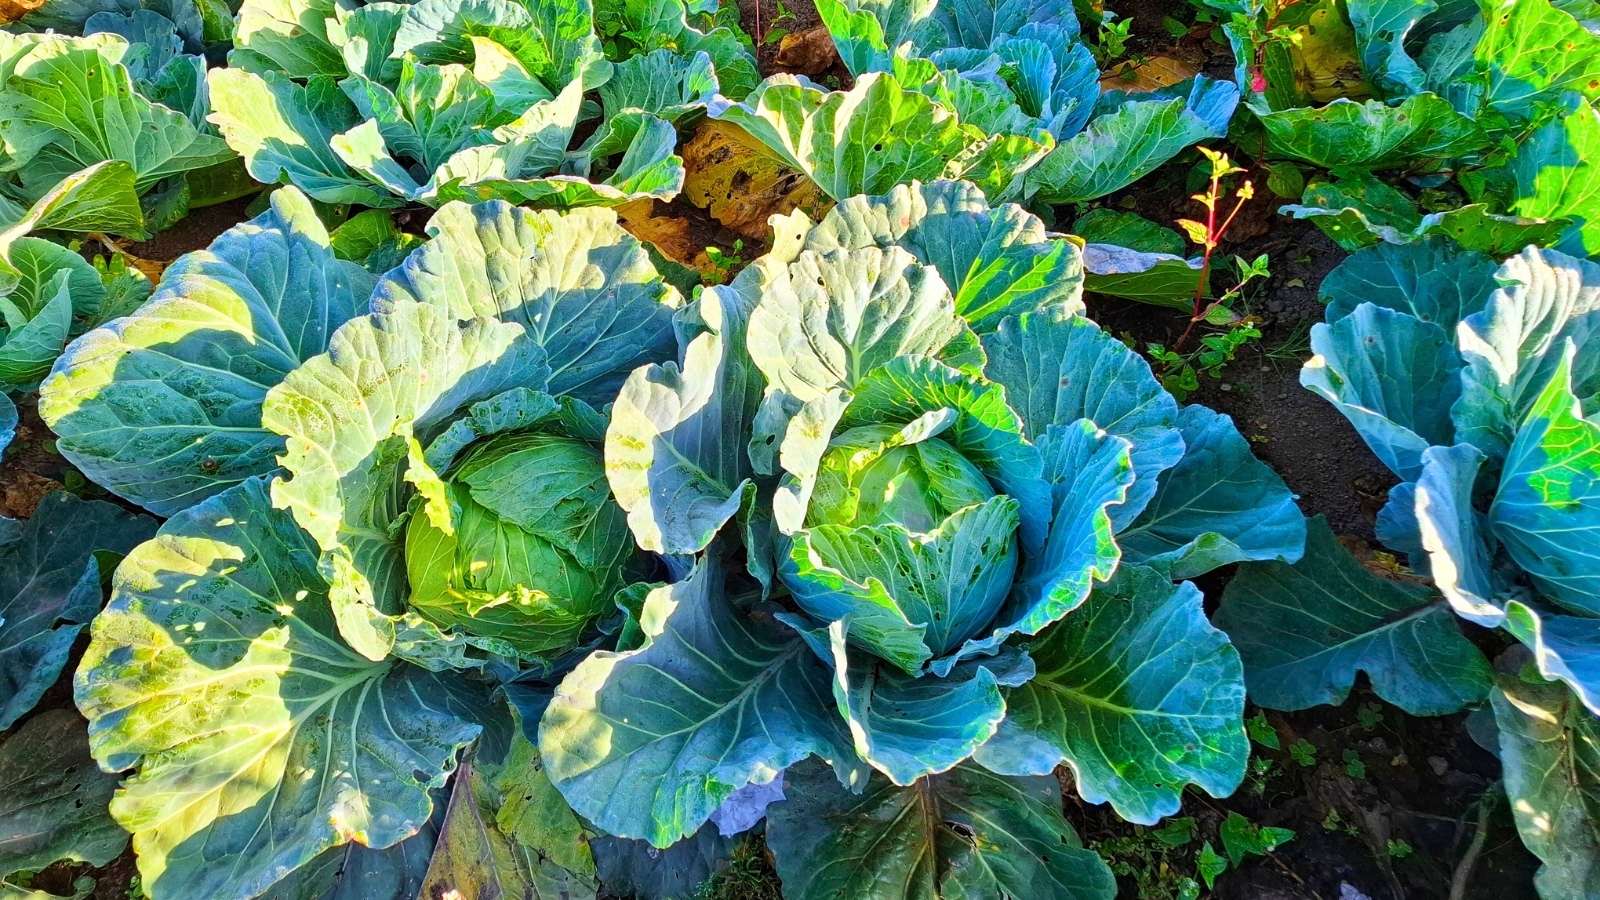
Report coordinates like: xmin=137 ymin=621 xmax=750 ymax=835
xmin=774 ymin=26 xmax=839 ymax=76
xmin=2 ymin=472 xmax=60 ymax=519
xmin=613 ymin=199 xmax=719 ymax=279
xmin=681 ymin=119 xmax=830 ymax=242
xmin=0 ymin=0 xmax=45 ymax=25
xmin=1099 ymin=56 xmax=1198 ymax=93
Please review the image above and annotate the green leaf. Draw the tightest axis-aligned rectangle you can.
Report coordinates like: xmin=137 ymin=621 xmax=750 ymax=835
xmin=539 ymin=558 xmax=861 ymax=849
xmin=208 ymin=69 xmax=398 ymax=208
xmin=1346 ymin=0 xmax=1435 ymax=98
xmin=982 ymin=307 xmax=1184 ymax=527
xmin=597 ymin=47 xmax=718 ymax=121
xmin=1219 ymin=812 xmax=1294 ymax=866
xmin=798 ymin=180 xmax=1085 ymax=332
xmin=1252 ymin=92 xmax=1488 ymax=170
xmin=0 ymin=492 xmax=155 ymax=730
xmin=976 ymin=566 xmax=1249 ymax=825
xmin=263 ymin=299 xmax=550 ymax=627
xmin=589 ymin=823 xmax=731 ymax=900
xmin=746 ymin=245 xmax=961 ymax=409
xmin=825 ymin=623 xmax=1032 ymax=785
xmin=0 ymin=710 xmax=127 ymax=875
xmin=1319 ymin=235 xmax=1497 ymax=328
xmin=1072 ymin=209 xmax=1187 ymax=256
xmin=1491 ymin=655 xmax=1600 ymax=900
xmin=1490 ymin=346 xmax=1600 ymax=615
xmin=0 ymin=40 xmax=233 ymax=199
xmin=1026 ymin=79 xmax=1239 ymax=204
xmin=329 ymin=209 xmax=399 ymax=263
xmin=372 ymin=201 xmax=681 ymax=405
xmin=1302 ymin=303 xmax=1462 ymax=481
xmin=708 ymin=72 xmax=980 ymax=202
xmin=0 ymin=159 xmax=145 ymax=239
xmin=416 ymin=759 xmax=598 ymax=900
xmin=1214 ymin=515 xmax=1492 ymax=715
xmin=1196 ymin=842 xmax=1227 ymax=888
xmin=765 ymin=759 xmax=1117 ymax=900
xmin=1117 ymin=404 xmax=1305 ymax=579
xmin=39 ymin=186 xmax=375 ymax=516
xmin=1453 ymin=247 xmax=1600 ymax=462
xmin=604 ymin=285 xmax=761 ymax=555
xmin=0 ymin=270 xmax=71 ymax=387
xmin=786 ymin=497 xmax=1020 ymax=672
xmin=231 ymin=0 xmax=344 ymax=76
xmin=74 ymin=477 xmax=487 ymax=900
xmin=1511 ymin=101 xmax=1600 ymax=259
xmin=1080 ymin=242 xmax=1205 ymax=309
xmin=1476 ymin=0 xmax=1600 ymax=121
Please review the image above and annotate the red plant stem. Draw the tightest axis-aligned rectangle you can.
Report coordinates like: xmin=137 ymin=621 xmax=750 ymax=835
xmin=1174 ymin=182 xmax=1252 ymax=353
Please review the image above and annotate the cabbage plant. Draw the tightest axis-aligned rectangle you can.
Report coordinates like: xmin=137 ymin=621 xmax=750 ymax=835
xmin=1212 ymin=238 xmax=1600 ymax=898
xmin=58 ymin=186 xmax=687 ymax=899
xmin=789 ymin=0 xmax=1239 ymax=204
xmin=538 ymin=179 xmax=1305 ymax=899
xmin=209 ymin=0 xmax=753 ymax=208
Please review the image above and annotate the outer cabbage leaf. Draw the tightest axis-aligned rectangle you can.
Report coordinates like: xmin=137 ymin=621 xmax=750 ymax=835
xmin=0 ymin=709 xmax=128 ymax=877
xmin=708 ymin=72 xmax=1027 ymax=203
xmin=74 ymin=477 xmax=487 ymax=900
xmin=1492 ymin=656 xmax=1600 ymax=900
xmin=1414 ymin=442 xmax=1503 ymax=625
xmin=263 ymin=299 xmax=550 ymax=630
xmin=39 ymin=186 xmax=374 ymax=516
xmin=797 ymin=180 xmax=1086 ymax=331
xmin=982 ymin=307 xmax=1183 ymax=526
xmin=1347 ymin=0 xmax=1434 ymax=98
xmin=208 ymin=69 xmax=397 ymax=208
xmin=1511 ymin=101 xmax=1600 ymax=259
xmin=1476 ymin=0 xmax=1600 ymax=121
xmin=589 ymin=823 xmax=731 ymax=900
xmin=1251 ymin=92 xmax=1488 ymax=170
xmin=1214 ymin=515 xmax=1491 ymax=715
xmin=0 ymin=492 xmax=155 ymax=730
xmin=1453 ymin=247 xmax=1600 ymax=461
xmin=1319 ymin=235 xmax=1497 ymax=327
xmin=765 ymin=758 xmax=1116 ymax=900
xmin=1490 ymin=347 xmax=1600 ymax=615
xmin=593 ymin=0 xmax=758 ymax=100
xmin=0 ymin=38 xmax=233 ymax=199
xmin=1302 ymin=303 xmax=1461 ymax=481
xmin=745 ymin=245 xmax=960 ymax=408
xmin=539 ymin=559 xmax=862 ymax=849
xmin=1502 ymin=600 xmax=1600 ymax=718
xmin=370 ymin=201 xmax=680 ymax=405
xmin=1284 ymin=195 xmax=1569 ymax=255
xmin=231 ymin=0 xmax=344 ymax=77
xmin=1025 ymin=77 xmax=1238 ymax=205
xmin=1116 ymin=404 xmax=1305 ymax=579
xmin=605 ymin=284 xmax=762 ymax=556
xmin=977 ymin=566 xmax=1248 ymax=826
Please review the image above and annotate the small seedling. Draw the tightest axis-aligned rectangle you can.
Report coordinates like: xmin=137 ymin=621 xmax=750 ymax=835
xmin=1387 ymin=839 xmax=1414 ymax=859
xmin=1220 ymin=812 xmax=1296 ymax=866
xmin=1289 ymin=738 xmax=1317 ymax=767
xmin=1357 ymin=703 xmax=1385 ymax=730
xmin=1343 ymin=749 xmax=1367 ymax=779
xmin=1247 ymin=712 xmax=1280 ymax=749
xmin=1196 ymin=842 xmax=1227 ymax=889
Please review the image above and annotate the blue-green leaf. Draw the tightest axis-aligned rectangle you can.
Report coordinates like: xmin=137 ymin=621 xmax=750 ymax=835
xmin=539 ymin=559 xmax=862 ymax=849
xmin=39 ymin=186 xmax=374 ymax=516
xmin=1214 ymin=515 xmax=1491 ymax=715
xmin=0 ymin=492 xmax=155 ymax=730
xmin=1491 ymin=347 xmax=1600 ymax=615
xmin=1302 ymin=303 xmax=1462 ymax=481
xmin=75 ymin=477 xmax=486 ymax=900
xmin=1453 ymin=247 xmax=1600 ymax=462
xmin=766 ymin=758 xmax=1116 ymax=900
xmin=0 ymin=709 xmax=128 ymax=876
xmin=1319 ymin=236 xmax=1498 ymax=328
xmin=1414 ymin=442 xmax=1502 ymax=625
xmin=1117 ymin=404 xmax=1305 ymax=579
xmin=1252 ymin=92 xmax=1487 ymax=170
xmin=798 ymin=180 xmax=1085 ymax=332
xmin=372 ymin=201 xmax=681 ymax=405
xmin=979 ymin=565 xmax=1249 ymax=825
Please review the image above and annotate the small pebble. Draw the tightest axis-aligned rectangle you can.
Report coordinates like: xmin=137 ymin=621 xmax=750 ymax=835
xmin=1219 ymin=383 xmax=1232 ymax=392
xmin=1428 ymin=756 xmax=1450 ymax=776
